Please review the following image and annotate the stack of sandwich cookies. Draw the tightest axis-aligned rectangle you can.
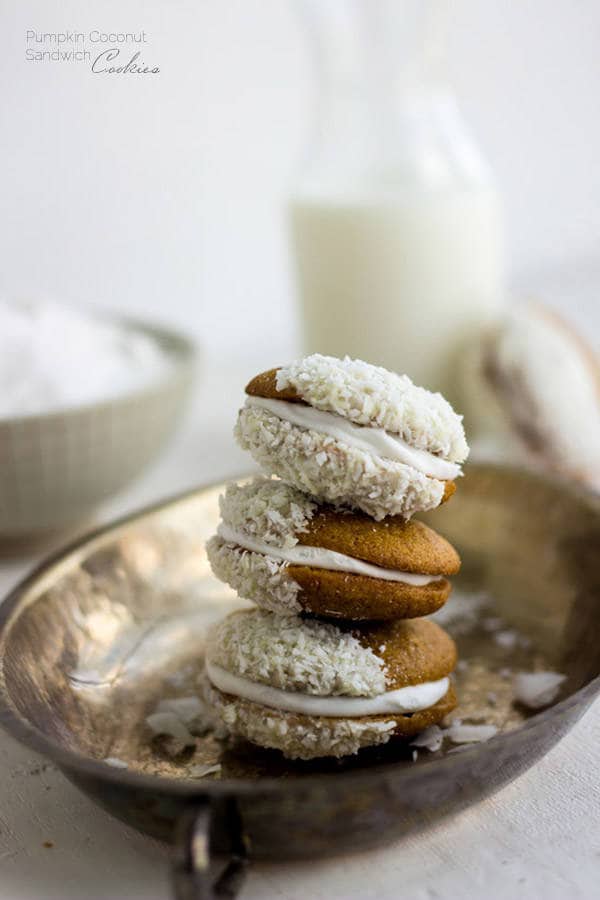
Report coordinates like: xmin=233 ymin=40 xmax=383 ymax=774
xmin=206 ymin=354 xmax=468 ymax=759
xmin=207 ymin=478 xmax=460 ymax=620
xmin=235 ymin=354 xmax=468 ymax=519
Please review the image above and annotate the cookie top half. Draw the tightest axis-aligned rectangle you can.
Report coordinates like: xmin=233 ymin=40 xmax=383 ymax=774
xmin=235 ymin=355 xmax=469 ymax=520
xmin=214 ymin=478 xmax=459 ymax=572
xmin=248 ymin=356 xmax=469 ymax=463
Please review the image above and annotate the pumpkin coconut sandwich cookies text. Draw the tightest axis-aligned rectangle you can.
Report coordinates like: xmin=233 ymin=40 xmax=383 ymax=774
xmin=204 ymin=354 xmax=469 ymax=759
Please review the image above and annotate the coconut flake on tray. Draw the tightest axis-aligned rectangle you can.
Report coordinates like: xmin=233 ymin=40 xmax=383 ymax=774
xmin=146 ymin=711 xmax=196 ymax=756
xmin=146 ymin=693 xmax=220 ymax=744
xmin=189 ymin=764 xmax=222 ymax=779
xmin=404 ymin=667 xmax=566 ymax=757
xmin=446 ymin=722 xmax=498 ymax=744
xmin=154 ymin=696 xmax=214 ymax=735
xmin=103 ymin=757 xmax=129 ymax=769
xmin=512 ymin=671 xmax=566 ymax=709
xmin=430 ymin=590 xmax=490 ymax=632
xmin=493 ymin=630 xmax=518 ymax=650
xmin=409 ymin=719 xmax=498 ymax=753
xmin=145 ymin=690 xmax=229 ymax=760
xmin=410 ymin=725 xmax=444 ymax=753
xmin=493 ymin=629 xmax=531 ymax=650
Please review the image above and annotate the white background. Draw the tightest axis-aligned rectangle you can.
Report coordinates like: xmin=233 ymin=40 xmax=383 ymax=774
xmin=1 ymin=0 xmax=600 ymax=359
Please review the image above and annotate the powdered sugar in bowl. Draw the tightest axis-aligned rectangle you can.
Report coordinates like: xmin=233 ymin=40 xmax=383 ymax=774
xmin=0 ymin=301 xmax=196 ymax=536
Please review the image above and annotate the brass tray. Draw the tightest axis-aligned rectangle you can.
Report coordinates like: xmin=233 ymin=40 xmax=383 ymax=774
xmin=1 ymin=464 xmax=599 ymax=899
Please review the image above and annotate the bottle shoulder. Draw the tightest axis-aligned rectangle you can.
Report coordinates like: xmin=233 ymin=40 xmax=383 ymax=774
xmin=293 ymin=89 xmax=498 ymax=199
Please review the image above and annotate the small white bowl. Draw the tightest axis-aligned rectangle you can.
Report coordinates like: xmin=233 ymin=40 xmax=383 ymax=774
xmin=0 ymin=317 xmax=196 ymax=537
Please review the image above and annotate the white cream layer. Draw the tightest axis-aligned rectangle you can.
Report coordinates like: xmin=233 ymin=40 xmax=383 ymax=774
xmin=206 ymin=661 xmax=449 ymax=717
xmin=245 ymin=396 xmax=460 ymax=480
xmin=217 ymin=524 xmax=442 ymax=587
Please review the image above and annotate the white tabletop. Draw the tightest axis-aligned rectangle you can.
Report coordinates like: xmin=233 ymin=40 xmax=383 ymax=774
xmin=1 ymin=335 xmax=599 ymax=900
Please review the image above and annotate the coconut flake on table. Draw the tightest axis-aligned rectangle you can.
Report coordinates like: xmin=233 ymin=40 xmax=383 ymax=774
xmin=512 ymin=671 xmax=566 ymax=709
xmin=0 ymin=299 xmax=170 ymax=419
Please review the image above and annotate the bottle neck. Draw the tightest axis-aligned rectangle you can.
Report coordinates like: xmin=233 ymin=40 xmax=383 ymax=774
xmin=303 ymin=87 xmax=493 ymax=194
xmin=297 ymin=0 xmax=493 ymax=194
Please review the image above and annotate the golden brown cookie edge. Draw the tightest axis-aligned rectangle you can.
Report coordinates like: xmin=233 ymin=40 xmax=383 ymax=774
xmin=245 ymin=367 xmax=303 ymax=402
xmin=290 ymin=565 xmax=451 ymax=620
xmin=298 ymin=509 xmax=460 ymax=575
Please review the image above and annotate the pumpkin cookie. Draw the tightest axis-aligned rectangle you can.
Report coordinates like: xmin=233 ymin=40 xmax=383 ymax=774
xmin=207 ymin=478 xmax=460 ymax=619
xmin=235 ymin=354 xmax=468 ymax=520
xmin=204 ymin=609 xmax=457 ymax=759
xmin=461 ymin=303 xmax=600 ymax=490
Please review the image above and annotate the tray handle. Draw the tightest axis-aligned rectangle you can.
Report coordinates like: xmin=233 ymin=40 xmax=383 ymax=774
xmin=171 ymin=798 xmax=248 ymax=899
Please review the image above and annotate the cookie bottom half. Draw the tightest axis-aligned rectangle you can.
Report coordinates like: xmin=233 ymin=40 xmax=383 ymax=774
xmin=206 ymin=537 xmax=452 ymax=620
xmin=235 ymin=405 xmax=454 ymax=521
xmin=290 ymin=565 xmax=452 ymax=620
xmin=205 ymin=681 xmax=457 ymax=760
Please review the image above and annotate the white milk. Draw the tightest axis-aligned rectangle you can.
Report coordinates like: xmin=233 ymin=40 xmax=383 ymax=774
xmin=290 ymin=184 xmax=503 ymax=400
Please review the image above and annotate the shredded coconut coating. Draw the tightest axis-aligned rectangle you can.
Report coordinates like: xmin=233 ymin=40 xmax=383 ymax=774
xmin=204 ymin=679 xmax=395 ymax=760
xmin=207 ymin=609 xmax=387 ymax=697
xmin=217 ymin=477 xmax=315 ymax=549
xmin=468 ymin=306 xmax=600 ymax=488
xmin=276 ymin=354 xmax=469 ymax=463
xmin=235 ymin=406 xmax=445 ymax=520
xmin=206 ymin=536 xmax=302 ymax=615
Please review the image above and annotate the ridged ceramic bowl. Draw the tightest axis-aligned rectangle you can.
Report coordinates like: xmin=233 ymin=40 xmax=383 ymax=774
xmin=0 ymin=317 xmax=196 ymax=537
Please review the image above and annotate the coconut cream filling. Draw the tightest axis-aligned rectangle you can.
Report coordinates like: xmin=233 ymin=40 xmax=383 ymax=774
xmin=217 ymin=524 xmax=443 ymax=586
xmin=206 ymin=661 xmax=449 ymax=717
xmin=245 ymin=396 xmax=461 ymax=480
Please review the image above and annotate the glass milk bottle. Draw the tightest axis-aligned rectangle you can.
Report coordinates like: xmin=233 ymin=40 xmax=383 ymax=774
xmin=289 ymin=0 xmax=504 ymax=401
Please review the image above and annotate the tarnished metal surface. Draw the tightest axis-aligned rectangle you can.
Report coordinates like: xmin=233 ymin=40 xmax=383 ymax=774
xmin=0 ymin=464 xmax=599 ymax=859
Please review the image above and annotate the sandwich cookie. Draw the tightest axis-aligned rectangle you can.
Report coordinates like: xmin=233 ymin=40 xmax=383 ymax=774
xmin=235 ymin=354 xmax=469 ymax=520
xmin=204 ymin=609 xmax=457 ymax=760
xmin=207 ymin=478 xmax=461 ymax=619
xmin=461 ymin=303 xmax=600 ymax=491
